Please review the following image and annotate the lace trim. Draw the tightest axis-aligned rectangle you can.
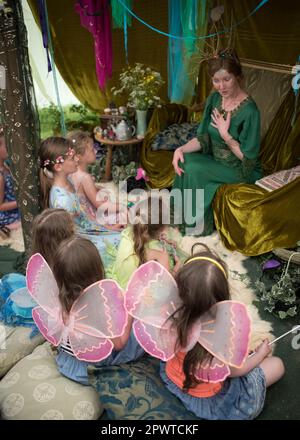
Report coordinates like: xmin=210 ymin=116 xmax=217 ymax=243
xmin=241 ymin=157 xmax=258 ymax=181
xmin=218 ymin=95 xmax=251 ymax=118
xmin=197 ymin=133 xmax=211 ymax=154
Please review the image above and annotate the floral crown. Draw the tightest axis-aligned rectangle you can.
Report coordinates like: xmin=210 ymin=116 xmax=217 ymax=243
xmin=43 ymin=147 xmax=75 ymax=168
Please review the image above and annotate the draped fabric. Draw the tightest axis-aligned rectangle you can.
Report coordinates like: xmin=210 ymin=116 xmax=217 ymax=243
xmin=0 ymin=0 xmax=41 ymax=253
xmin=28 ymin=0 xmax=169 ymax=112
xmin=260 ymin=89 xmax=300 ymax=175
xmin=26 ymin=0 xmax=300 ymax=112
xmin=213 ymin=178 xmax=300 ymax=256
xmin=74 ymin=0 xmax=112 ymax=90
xmin=111 ymin=0 xmax=133 ymax=28
xmin=140 ymin=104 xmax=189 ymax=189
xmin=168 ymin=0 xmax=195 ymax=105
xmin=222 ymin=0 xmax=300 ymax=65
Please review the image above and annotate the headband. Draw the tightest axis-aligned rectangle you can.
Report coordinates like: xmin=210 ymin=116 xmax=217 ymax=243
xmin=43 ymin=147 xmax=75 ymax=167
xmin=184 ymin=256 xmax=227 ymax=279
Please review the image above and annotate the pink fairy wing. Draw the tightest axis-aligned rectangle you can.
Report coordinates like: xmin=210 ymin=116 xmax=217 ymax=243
xmin=26 ymin=253 xmax=60 ymax=312
xmin=132 ymin=319 xmax=178 ymax=362
xmin=32 ymin=307 xmax=63 ymax=346
xmin=193 ymin=300 xmax=251 ymax=368
xmin=125 ymin=261 xmax=181 ymax=327
xmin=26 ymin=253 xmax=63 ymax=346
xmin=194 ymin=357 xmax=231 ymax=383
xmin=125 ymin=261 xmax=181 ymax=361
xmin=69 ymin=279 xmax=127 ymax=362
xmin=70 ymin=332 xmax=114 ymax=363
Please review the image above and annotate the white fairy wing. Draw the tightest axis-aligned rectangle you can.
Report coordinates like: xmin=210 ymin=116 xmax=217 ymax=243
xmin=26 ymin=253 xmax=63 ymax=346
xmin=68 ymin=279 xmax=128 ymax=362
xmin=125 ymin=261 xmax=181 ymax=360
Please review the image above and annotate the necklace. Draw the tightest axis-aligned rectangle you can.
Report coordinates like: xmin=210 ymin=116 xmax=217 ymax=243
xmin=220 ymin=94 xmax=249 ymax=118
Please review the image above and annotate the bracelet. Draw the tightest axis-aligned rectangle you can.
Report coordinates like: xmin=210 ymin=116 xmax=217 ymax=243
xmin=224 ymin=134 xmax=233 ymax=143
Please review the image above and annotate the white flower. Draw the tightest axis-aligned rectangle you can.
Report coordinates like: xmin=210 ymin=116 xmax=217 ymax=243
xmin=111 ymin=63 xmax=164 ymax=110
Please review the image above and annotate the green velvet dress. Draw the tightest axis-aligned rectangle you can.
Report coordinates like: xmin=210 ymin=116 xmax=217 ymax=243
xmin=173 ymin=91 xmax=262 ymax=236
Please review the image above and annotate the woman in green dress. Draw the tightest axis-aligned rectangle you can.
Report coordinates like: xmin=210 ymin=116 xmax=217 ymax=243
xmin=172 ymin=50 xmax=262 ymax=236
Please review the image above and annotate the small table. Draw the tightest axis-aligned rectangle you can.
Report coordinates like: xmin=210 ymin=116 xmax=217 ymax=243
xmin=96 ymin=137 xmax=143 ymax=181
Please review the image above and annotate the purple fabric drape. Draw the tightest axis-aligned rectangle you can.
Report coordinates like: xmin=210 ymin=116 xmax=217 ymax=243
xmin=75 ymin=0 xmax=112 ymax=90
xmin=37 ymin=0 xmax=52 ymax=72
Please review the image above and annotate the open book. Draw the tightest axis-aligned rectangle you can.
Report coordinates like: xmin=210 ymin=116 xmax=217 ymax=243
xmin=255 ymin=165 xmax=300 ymax=192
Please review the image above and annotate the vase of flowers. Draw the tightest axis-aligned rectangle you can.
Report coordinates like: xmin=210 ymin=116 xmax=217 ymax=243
xmin=111 ymin=63 xmax=164 ymax=137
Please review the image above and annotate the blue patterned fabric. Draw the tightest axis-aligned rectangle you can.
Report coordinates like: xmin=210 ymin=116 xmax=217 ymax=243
xmin=57 ymin=331 xmax=144 ymax=385
xmin=0 ymin=169 xmax=21 ymax=227
xmin=160 ymin=363 xmax=266 ymax=420
xmin=151 ymin=122 xmax=198 ymax=151
xmin=88 ymin=355 xmax=198 ymax=420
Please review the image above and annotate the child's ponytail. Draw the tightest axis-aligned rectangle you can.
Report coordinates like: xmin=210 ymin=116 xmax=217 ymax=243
xmin=39 ymin=168 xmax=53 ymax=209
xmin=132 ymin=223 xmax=149 ymax=265
xmin=39 ymin=137 xmax=73 ymax=209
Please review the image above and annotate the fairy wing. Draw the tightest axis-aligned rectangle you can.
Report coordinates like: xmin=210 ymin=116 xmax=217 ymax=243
xmin=69 ymin=279 xmax=128 ymax=362
xmin=125 ymin=261 xmax=181 ymax=361
xmin=26 ymin=253 xmax=63 ymax=345
xmin=189 ymin=301 xmax=251 ymax=382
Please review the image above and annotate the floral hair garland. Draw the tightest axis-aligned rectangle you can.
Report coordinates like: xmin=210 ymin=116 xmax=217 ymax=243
xmin=43 ymin=148 xmax=75 ymax=167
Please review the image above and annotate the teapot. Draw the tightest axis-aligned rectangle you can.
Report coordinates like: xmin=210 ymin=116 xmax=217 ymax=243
xmin=111 ymin=120 xmax=135 ymax=141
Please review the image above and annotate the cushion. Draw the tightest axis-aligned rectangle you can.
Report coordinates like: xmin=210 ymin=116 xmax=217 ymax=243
xmin=0 ymin=342 xmax=104 ymax=420
xmin=255 ymin=165 xmax=300 ymax=191
xmin=151 ymin=122 xmax=198 ymax=151
xmin=88 ymin=355 xmax=197 ymax=420
xmin=0 ymin=324 xmax=44 ymax=378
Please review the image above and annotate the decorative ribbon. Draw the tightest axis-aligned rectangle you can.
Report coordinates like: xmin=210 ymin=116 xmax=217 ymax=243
xmin=116 ymin=0 xmax=270 ymax=40
xmin=40 ymin=0 xmax=66 ymax=135
xmin=37 ymin=0 xmax=51 ymax=72
xmin=75 ymin=0 xmax=113 ymax=90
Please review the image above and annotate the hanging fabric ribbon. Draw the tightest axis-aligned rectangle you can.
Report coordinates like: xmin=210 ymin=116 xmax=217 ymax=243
xmin=111 ymin=0 xmax=132 ymax=64
xmin=291 ymin=55 xmax=300 ymax=127
xmin=38 ymin=0 xmax=66 ymax=135
xmin=75 ymin=0 xmax=112 ymax=90
xmin=116 ymin=0 xmax=270 ymax=40
xmin=111 ymin=0 xmax=132 ymax=27
xmin=37 ymin=0 xmax=51 ymax=72
xmin=168 ymin=0 xmax=195 ymax=104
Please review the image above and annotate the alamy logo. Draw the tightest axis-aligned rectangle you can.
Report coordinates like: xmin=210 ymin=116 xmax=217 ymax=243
xmin=96 ymin=184 xmax=205 ymax=236
xmin=0 ymin=65 xmax=6 ymax=90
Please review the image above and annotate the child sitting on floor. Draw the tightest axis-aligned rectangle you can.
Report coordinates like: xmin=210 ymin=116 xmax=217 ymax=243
xmin=67 ymin=130 xmax=127 ymax=226
xmin=110 ymin=195 xmax=187 ymax=288
xmin=27 ymin=236 xmax=144 ymax=385
xmin=0 ymin=128 xmax=21 ymax=237
xmin=158 ymin=244 xmax=285 ymax=420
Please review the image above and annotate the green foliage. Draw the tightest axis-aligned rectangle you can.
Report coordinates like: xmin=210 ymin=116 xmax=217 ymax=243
xmin=255 ymin=254 xmax=300 ymax=319
xmin=39 ymin=104 xmax=99 ymax=139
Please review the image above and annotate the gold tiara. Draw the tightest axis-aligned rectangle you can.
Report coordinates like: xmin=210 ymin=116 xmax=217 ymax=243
xmin=184 ymin=256 xmax=227 ymax=279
